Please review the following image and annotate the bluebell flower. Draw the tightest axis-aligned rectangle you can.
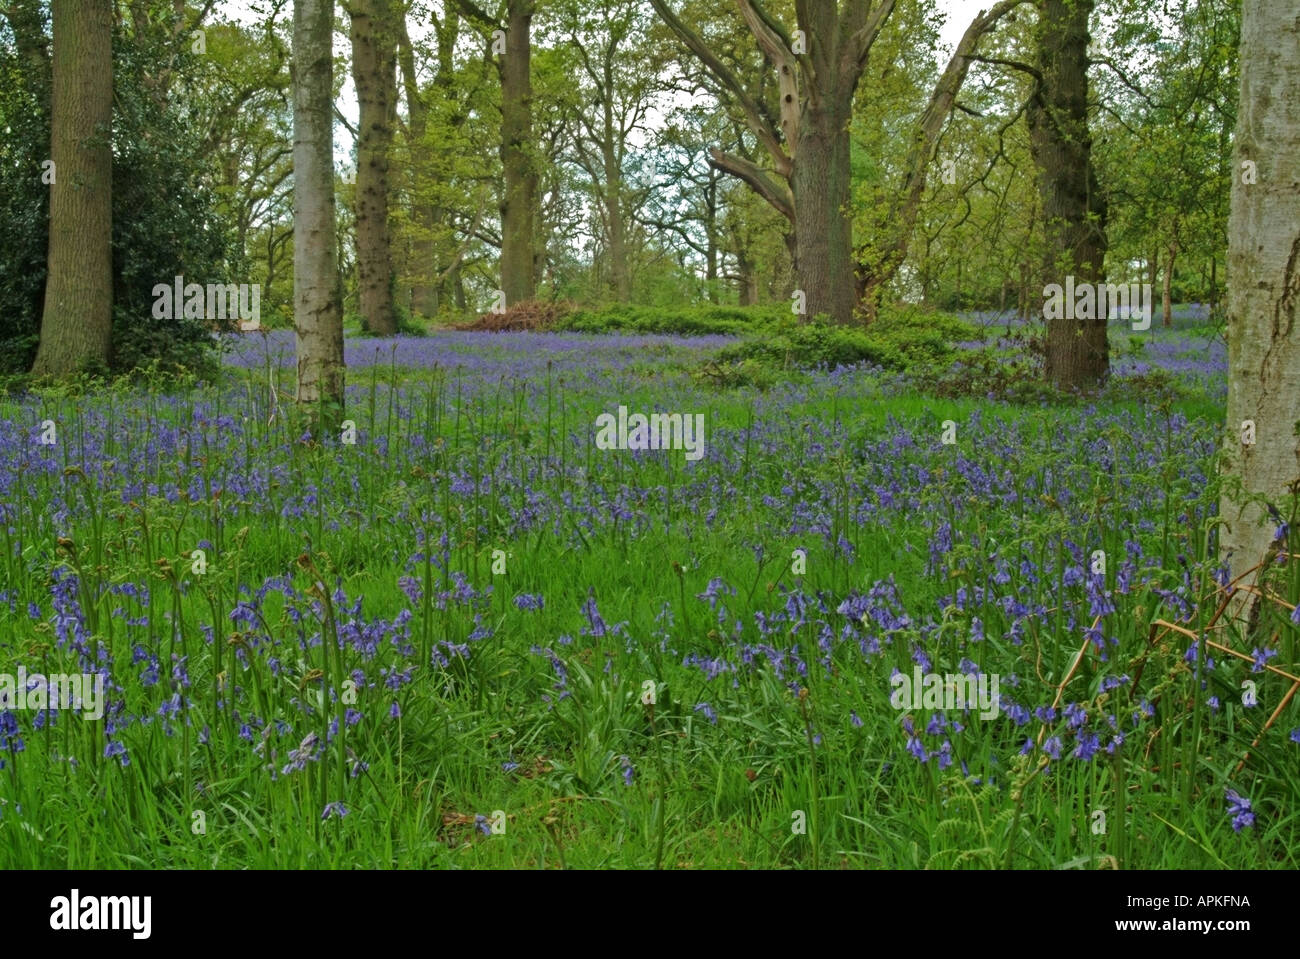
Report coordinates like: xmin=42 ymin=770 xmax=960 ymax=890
xmin=1225 ymin=789 xmax=1255 ymax=833
xmin=1073 ymin=731 xmax=1100 ymax=761
xmin=696 ymin=578 xmax=736 ymax=610
xmin=322 ymin=801 xmax=348 ymax=820
xmin=906 ymin=734 xmax=928 ymax=763
xmin=104 ymin=740 xmax=128 ymax=766
xmin=936 ymin=740 xmax=953 ymax=770
xmin=1251 ymin=647 xmax=1278 ymax=673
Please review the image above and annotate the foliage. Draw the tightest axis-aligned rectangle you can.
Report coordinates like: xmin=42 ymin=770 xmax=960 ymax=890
xmin=706 ymin=306 xmax=977 ymax=375
xmin=560 ymin=303 xmax=787 ymax=335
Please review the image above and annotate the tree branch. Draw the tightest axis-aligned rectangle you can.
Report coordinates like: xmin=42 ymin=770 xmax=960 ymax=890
xmin=707 ymin=148 xmax=794 ymax=223
xmin=649 ymin=0 xmax=791 ymax=178
xmin=736 ymin=0 xmax=801 ymax=154
xmin=845 ymin=0 xmax=897 ymax=80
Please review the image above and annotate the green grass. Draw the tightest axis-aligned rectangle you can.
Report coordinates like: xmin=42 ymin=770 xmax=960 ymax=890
xmin=0 ymin=325 xmax=1292 ymax=869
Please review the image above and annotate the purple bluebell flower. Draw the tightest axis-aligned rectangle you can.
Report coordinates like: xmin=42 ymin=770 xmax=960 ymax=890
xmin=1073 ymin=731 xmax=1100 ymax=761
xmin=1251 ymin=647 xmax=1278 ymax=673
xmin=1225 ymin=789 xmax=1255 ymax=833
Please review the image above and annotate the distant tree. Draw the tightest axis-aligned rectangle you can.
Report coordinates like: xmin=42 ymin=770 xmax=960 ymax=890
xmin=455 ymin=0 xmax=538 ymax=306
xmin=553 ymin=0 xmax=658 ymax=303
xmin=650 ymin=0 xmax=1027 ymax=325
xmin=1028 ymin=0 xmax=1109 ymax=391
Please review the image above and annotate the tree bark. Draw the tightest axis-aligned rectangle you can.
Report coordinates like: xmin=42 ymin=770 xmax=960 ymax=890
xmin=31 ymin=0 xmax=114 ymax=377
xmin=499 ymin=0 xmax=537 ymax=305
xmin=397 ymin=5 xmax=440 ymax=318
xmin=293 ymin=0 xmax=345 ymax=415
xmin=351 ymin=0 xmax=398 ymax=334
xmin=1163 ymin=239 xmax=1177 ymax=327
xmin=602 ymin=111 xmax=630 ymax=302
xmin=1029 ymin=0 xmax=1109 ymax=391
xmin=1220 ymin=0 xmax=1300 ymax=588
xmin=793 ymin=89 xmax=856 ymax=324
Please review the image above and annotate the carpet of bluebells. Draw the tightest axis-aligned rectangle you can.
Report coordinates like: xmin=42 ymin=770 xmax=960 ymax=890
xmin=0 ymin=317 xmax=1295 ymax=868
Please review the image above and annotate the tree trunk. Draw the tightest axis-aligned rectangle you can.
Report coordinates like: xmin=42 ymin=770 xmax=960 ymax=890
xmin=293 ymin=0 xmax=345 ymax=415
xmin=499 ymin=0 xmax=536 ymax=305
xmin=703 ymin=175 xmax=718 ymax=303
xmin=351 ymin=0 xmax=397 ymax=335
xmin=31 ymin=0 xmax=113 ymax=377
xmin=792 ymin=91 xmax=855 ymax=324
xmin=397 ymin=7 xmax=441 ymax=318
xmin=1209 ymin=256 xmax=1218 ymax=319
xmin=1220 ymin=0 xmax=1300 ymax=589
xmin=1029 ymin=0 xmax=1109 ymax=391
xmin=1163 ymin=240 xmax=1177 ymax=327
xmin=736 ymin=249 xmax=755 ymax=306
xmin=603 ymin=129 xmax=629 ymax=302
